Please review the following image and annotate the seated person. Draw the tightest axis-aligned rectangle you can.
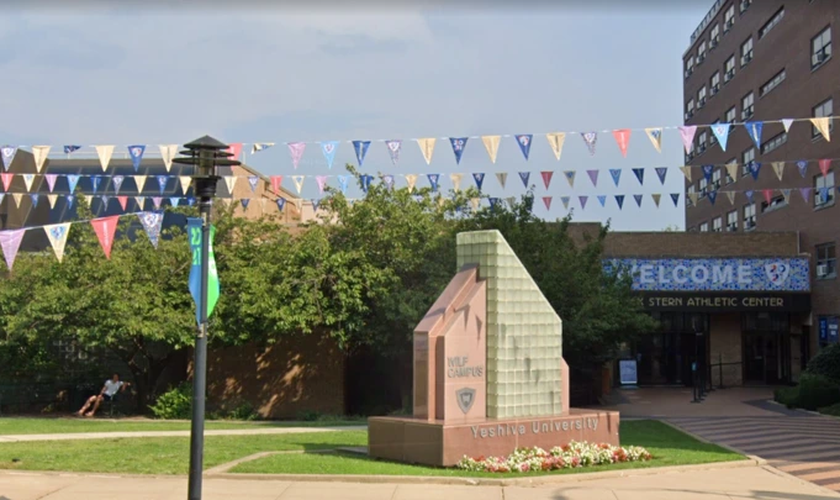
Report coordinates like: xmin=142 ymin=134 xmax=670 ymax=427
xmin=76 ymin=373 xmax=130 ymax=417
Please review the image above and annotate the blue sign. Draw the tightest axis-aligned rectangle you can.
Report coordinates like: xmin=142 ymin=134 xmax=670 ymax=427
xmin=823 ymin=317 xmax=840 ymax=344
xmin=603 ymin=258 xmax=810 ymax=292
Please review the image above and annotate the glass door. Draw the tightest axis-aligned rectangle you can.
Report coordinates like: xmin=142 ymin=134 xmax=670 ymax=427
xmin=744 ymin=333 xmax=765 ymax=383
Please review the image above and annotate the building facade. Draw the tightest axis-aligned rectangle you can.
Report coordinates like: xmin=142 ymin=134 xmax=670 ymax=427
xmin=683 ymin=0 xmax=838 ymax=356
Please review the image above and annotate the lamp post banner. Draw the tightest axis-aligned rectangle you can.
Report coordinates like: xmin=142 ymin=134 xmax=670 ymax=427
xmin=187 ymin=217 xmax=220 ymax=325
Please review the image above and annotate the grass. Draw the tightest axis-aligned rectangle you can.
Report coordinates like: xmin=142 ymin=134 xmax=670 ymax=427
xmin=820 ymin=403 xmax=840 ymax=417
xmin=0 ymin=420 xmax=742 ymax=476
xmin=0 ymin=417 xmax=365 ymax=435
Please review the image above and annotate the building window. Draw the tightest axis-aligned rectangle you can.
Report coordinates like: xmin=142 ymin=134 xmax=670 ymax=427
xmin=759 ymin=7 xmax=785 ymax=39
xmin=712 ymin=217 xmax=723 ymax=232
xmin=761 ymin=194 xmax=787 ymax=213
xmin=698 ymin=131 xmax=708 ymax=154
xmin=697 ymin=40 xmax=707 ymax=64
xmin=739 ymin=0 xmax=752 ymax=14
xmin=727 ymin=210 xmax=738 ymax=231
xmin=812 ymin=98 xmax=834 ymax=139
xmin=712 ymin=168 xmax=722 ymax=190
xmin=761 ymin=132 xmax=788 ymax=154
xmin=816 ymin=243 xmax=837 ymax=279
xmin=725 ymin=159 xmax=737 ymax=184
xmin=685 ymin=98 xmax=695 ymax=120
xmin=699 ymin=177 xmax=709 ymax=198
xmin=812 ymin=26 xmax=832 ymax=70
xmin=687 ymin=185 xmax=696 ymax=207
xmin=725 ymin=106 xmax=737 ymax=124
xmin=759 ymin=69 xmax=786 ymax=97
xmin=685 ymin=55 xmax=695 ymax=79
xmin=741 ymin=37 xmax=754 ymax=66
xmin=725 ymin=5 xmax=736 ymax=32
xmin=742 ymin=92 xmax=755 ymax=120
xmin=700 ymin=222 xmax=710 ymax=232
xmin=711 ymin=23 xmax=721 ymax=47
xmin=742 ymin=147 xmax=755 ymax=177
xmin=710 ymin=72 xmax=721 ymax=96
xmin=697 ymin=86 xmax=707 ymax=107
xmin=743 ymin=203 xmax=756 ymax=230
xmin=814 ymin=170 xmax=835 ymax=208
xmin=725 ymin=55 xmax=736 ymax=82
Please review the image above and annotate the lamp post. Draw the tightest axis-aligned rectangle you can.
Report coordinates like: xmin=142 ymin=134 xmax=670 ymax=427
xmin=173 ymin=136 xmax=240 ymax=500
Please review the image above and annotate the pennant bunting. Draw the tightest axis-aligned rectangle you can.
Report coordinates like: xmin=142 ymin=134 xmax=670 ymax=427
xmin=472 ymin=172 xmax=485 ymax=191
xmin=540 ymin=171 xmax=553 ymax=189
xmin=156 ymin=175 xmax=168 ymax=194
xmin=0 ymin=173 xmax=10 ymax=191
xmin=679 ymin=166 xmax=692 ymax=182
xmin=44 ymin=223 xmax=71 ymax=263
xmin=495 ymin=172 xmax=507 ymax=189
xmin=811 ymin=117 xmax=831 ymax=141
xmin=112 ymin=175 xmax=125 ymax=194
xmin=30 ymin=194 xmax=39 ymax=208
xmin=560 ymin=196 xmax=570 ymax=209
xmin=12 ymin=193 xmax=22 ymax=208
xmin=546 ymin=132 xmax=566 ymax=160
xmin=469 ymin=198 xmax=481 ymax=211
xmin=781 ymin=188 xmax=792 ymax=203
xmin=632 ymin=168 xmax=645 ymax=185
xmin=449 ymin=137 xmax=468 ymax=164
xmin=117 ymin=196 xmax=128 ymax=210
xmin=678 ymin=126 xmax=697 ymax=154
xmin=23 ymin=174 xmax=35 ymax=192
xmin=615 ymin=195 xmax=625 ymax=209
xmin=725 ymin=162 xmax=739 ymax=182
xmin=819 ymin=159 xmax=832 ymax=177
xmin=597 ymin=195 xmax=607 ymax=207
xmin=564 ymin=170 xmax=576 ymax=187
xmin=762 ymin=189 xmax=773 ymax=205
xmin=384 ymin=140 xmax=402 ymax=166
xmin=187 ymin=197 xmax=195 ymax=207
xmin=482 ymin=136 xmax=501 ymax=163
xmin=633 ymin=194 xmax=643 ymax=207
xmin=702 ymin=165 xmax=714 ymax=181
xmin=66 ymin=195 xmax=75 ymax=209
xmin=320 ymin=141 xmax=339 ymax=169
xmin=651 ymin=193 xmax=661 ymax=207
xmin=93 ymin=145 xmax=115 ymax=173
xmin=799 ymin=187 xmax=812 ymax=204
xmin=708 ymin=190 xmax=717 ymax=205
xmin=744 ymin=121 xmax=763 ymax=149
xmin=519 ymin=172 xmax=531 ymax=187
xmin=711 ymin=123 xmax=730 ymax=151
xmin=152 ymin=197 xmax=163 ymax=209
xmin=725 ymin=191 xmax=736 ymax=205
xmin=749 ymin=162 xmax=762 ymax=180
xmin=542 ymin=196 xmax=552 ymax=210
xmin=450 ymin=173 xmax=463 ymax=192
xmin=159 ymin=145 xmax=179 ymax=172
xmin=223 ymin=176 xmax=237 ymax=195
xmin=581 ymin=132 xmax=597 ymax=156
xmin=655 ymin=167 xmax=667 ymax=184
xmin=92 ymin=175 xmax=105 ymax=194
xmin=276 ymin=198 xmax=287 ymax=212
xmin=416 ymin=138 xmax=436 ymax=165
xmin=670 ymin=193 xmax=680 ymax=207
xmin=47 ymin=194 xmax=58 ymax=209
xmin=579 ymin=195 xmax=589 ymax=210
xmin=612 ymin=129 xmax=631 ymax=158
xmin=91 ymin=216 xmax=119 ymax=259
xmin=247 ymin=175 xmax=259 ymax=192
xmin=32 ymin=145 xmax=50 ymax=173
xmin=488 ymin=198 xmax=501 ymax=209
xmin=251 ymin=142 xmax=275 ymax=154
xmin=427 ymin=173 xmax=440 ymax=192
xmin=772 ymin=162 xmax=785 ymax=181
xmin=360 ymin=174 xmax=373 ymax=193
xmin=1 ymin=146 xmax=17 ymax=171
xmin=515 ymin=134 xmax=533 ymax=160
xmin=644 ymin=128 xmax=663 ymax=153
xmin=287 ymin=142 xmax=306 ymax=170
xmin=505 ymin=197 xmax=516 ymax=208
xmin=797 ymin=160 xmax=808 ymax=178
xmin=63 ymin=145 xmax=81 ymax=154
xmin=587 ymin=169 xmax=599 ymax=187
xmin=311 ymin=199 xmax=321 ymax=213
xmin=609 ymin=169 xmax=621 ymax=187
xmin=179 ymin=176 xmax=192 ymax=195
xmin=745 ymin=190 xmax=754 ymax=203
xmin=404 ymin=174 xmax=418 ymax=193
xmin=352 ymin=140 xmax=371 ymax=167
xmin=240 ymin=198 xmax=250 ymax=210
xmin=781 ymin=118 xmax=794 ymax=133
xmin=314 ymin=175 xmax=328 ymax=195
xmin=688 ymin=192 xmax=698 ymax=206
xmin=168 ymin=197 xmax=178 ymax=207
xmin=226 ymin=143 xmax=242 ymax=163
xmin=292 ymin=175 xmax=305 ymax=195
xmin=381 ymin=174 xmax=394 ymax=190
xmin=128 ymin=145 xmax=145 ymax=172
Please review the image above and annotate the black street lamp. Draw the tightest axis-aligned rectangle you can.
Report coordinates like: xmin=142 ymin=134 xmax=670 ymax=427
xmin=173 ymin=136 xmax=240 ymax=500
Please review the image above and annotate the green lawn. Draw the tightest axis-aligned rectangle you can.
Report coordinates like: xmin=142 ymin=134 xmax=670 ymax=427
xmin=0 ymin=417 xmax=365 ymax=435
xmin=0 ymin=420 xmax=742 ymax=477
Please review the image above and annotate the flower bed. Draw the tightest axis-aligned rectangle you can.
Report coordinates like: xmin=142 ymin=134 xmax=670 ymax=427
xmin=456 ymin=441 xmax=652 ymax=473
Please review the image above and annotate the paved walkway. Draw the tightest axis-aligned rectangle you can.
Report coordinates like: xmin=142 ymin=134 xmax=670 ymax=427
xmin=0 ymin=426 xmax=366 ymax=443
xmin=601 ymin=387 xmax=840 ymax=494
xmin=1 ymin=465 xmax=838 ymax=500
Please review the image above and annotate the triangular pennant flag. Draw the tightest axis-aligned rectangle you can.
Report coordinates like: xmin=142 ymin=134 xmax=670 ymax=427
xmin=799 ymin=187 xmax=812 ymax=204
xmin=63 ymin=145 xmax=81 ymax=154
xmin=495 ymin=172 xmax=508 ymax=189
xmin=781 ymin=188 xmax=792 ymax=203
xmin=772 ymin=162 xmax=785 ymax=181
xmin=427 ymin=173 xmax=440 ymax=192
xmin=609 ymin=169 xmax=621 ymax=187
xmin=564 ymin=170 xmax=576 ymax=187
xmin=797 ymin=160 xmax=808 ymax=178
xmin=597 ymin=195 xmax=607 ymax=207
xmin=92 ymin=175 xmax=103 ymax=194
xmin=762 ymin=189 xmax=773 ymax=205
xmin=152 ymin=196 xmax=163 ymax=209
xmin=240 ymin=198 xmax=250 ymax=210
xmin=587 ymin=169 xmax=599 ymax=187
xmin=127 ymin=145 xmax=146 ymax=172
xmin=678 ymin=126 xmax=697 ymax=154
xmin=320 ymin=141 xmax=339 ymax=169
xmin=359 ymin=174 xmax=373 ymax=193
xmin=644 ymin=128 xmax=662 ymax=153
xmin=488 ymin=198 xmax=501 ymax=209
xmin=384 ymin=140 xmax=402 ymax=166
xmin=541 ymin=171 xmax=554 ymax=189
xmin=31 ymin=145 xmax=50 ymax=173
xmin=404 ymin=174 xmax=418 ymax=193
xmin=633 ymin=194 xmax=643 ymax=207
xmin=726 ymin=162 xmax=739 ymax=182
xmin=66 ymin=195 xmax=75 ymax=209
xmin=470 ymin=198 xmax=481 ymax=211
xmin=542 ymin=196 xmax=552 ymax=210
xmin=578 ymin=196 xmax=589 ymax=210
xmin=726 ymin=191 xmax=736 ymax=205
xmin=1 ymin=146 xmax=17 ymax=171
xmin=680 ymin=166 xmax=693 ymax=182
xmin=247 ymin=175 xmax=259 ymax=192
xmin=352 ymin=140 xmax=371 ymax=167
xmin=134 ymin=196 xmax=145 ymax=209
xmin=651 ymin=193 xmax=661 ymax=207
xmin=139 ymin=212 xmax=164 ymax=248
xmin=545 ymin=132 xmax=566 ymax=160
xmin=179 ymin=176 xmax=192 ymax=195
xmin=416 ymin=138 xmax=436 ymax=165
xmin=159 ymin=145 xmax=179 ymax=172
xmin=745 ymin=190 xmax=754 ymax=203
xmin=47 ymin=194 xmax=58 ymax=209
xmin=518 ymin=171 xmax=530 ymax=187
xmin=156 ymin=175 xmax=168 ymax=194
xmin=560 ymin=196 xmax=570 ymax=209
xmin=44 ymin=223 xmax=71 ymax=262
xmin=482 ymin=136 xmax=501 ymax=163
xmin=169 ymin=197 xmax=179 ymax=207
xmin=23 ymin=173 xmax=35 ymax=192
xmin=515 ymin=134 xmax=533 ymax=160
xmin=655 ymin=167 xmax=667 ymax=185
xmin=615 ymin=195 xmax=625 ymax=209
xmin=251 ymin=142 xmax=275 ymax=154
xmin=223 ymin=176 xmax=237 ymax=195
xmin=702 ymin=165 xmax=715 ymax=181
xmin=688 ymin=192 xmax=698 ymax=205
xmin=819 ymin=159 xmax=832 ymax=177
xmin=781 ymin=118 xmax=794 ymax=133
xmin=134 ymin=175 xmax=147 ymax=194
xmin=670 ymin=193 xmax=680 ymax=207
xmin=472 ymin=172 xmax=485 ymax=191
xmin=187 ymin=197 xmax=195 ymax=207
xmin=744 ymin=122 xmax=763 ymax=149
xmin=708 ymin=190 xmax=718 ymax=205
xmin=505 ymin=196 xmax=516 ymax=208
xmin=381 ymin=174 xmax=394 ymax=190
xmin=612 ymin=129 xmax=631 ymax=158
xmin=112 ymin=175 xmax=125 ymax=194
xmin=311 ymin=198 xmax=321 ymax=212
xmin=711 ymin=123 xmax=730 ymax=151
xmin=811 ymin=117 xmax=831 ymax=141
xmin=450 ymin=173 xmax=464 ymax=192
xmin=287 ymin=142 xmax=306 ymax=170
xmin=315 ymin=175 xmax=328 ymax=194
xmin=30 ymin=194 xmax=39 ymax=208
xmin=270 ymin=176 xmax=283 ymax=196
xmin=12 ymin=193 xmax=22 ymax=208
xmin=117 ymin=196 xmax=128 ymax=211
xmin=0 ymin=173 xmax=11 ymax=191
xmin=91 ymin=215 xmax=120 ymax=259
xmin=226 ymin=143 xmax=242 ymax=163
xmin=749 ymin=162 xmax=762 ymax=180
xmin=95 ymin=145 xmax=115 ymax=172
xmin=276 ymin=198 xmax=287 ymax=212
xmin=292 ymin=175 xmax=305 ymax=195
xmin=581 ymin=132 xmax=597 ymax=156
xmin=0 ymin=229 xmax=25 ymax=271
xmin=449 ymin=137 xmax=468 ymax=164
xmin=632 ymin=168 xmax=645 ymax=185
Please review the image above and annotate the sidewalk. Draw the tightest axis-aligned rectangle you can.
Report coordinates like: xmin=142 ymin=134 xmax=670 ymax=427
xmin=2 ymin=466 xmax=838 ymax=500
xmin=0 ymin=426 xmax=366 ymax=443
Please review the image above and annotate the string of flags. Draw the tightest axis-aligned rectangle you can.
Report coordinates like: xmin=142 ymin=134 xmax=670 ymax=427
xmin=1 ymin=115 xmax=834 ymax=172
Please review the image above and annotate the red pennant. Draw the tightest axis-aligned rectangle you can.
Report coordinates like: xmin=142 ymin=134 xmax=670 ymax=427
xmin=762 ymin=189 xmax=773 ymax=205
xmin=91 ymin=215 xmax=120 ymax=259
xmin=0 ymin=173 xmax=12 ymax=192
xmin=819 ymin=159 xmax=832 ymax=177
xmin=540 ymin=171 xmax=554 ymax=189
xmin=226 ymin=143 xmax=242 ymax=163
xmin=542 ymin=196 xmax=552 ymax=210
xmin=117 ymin=196 xmax=128 ymax=211
xmin=612 ymin=129 xmax=631 ymax=158
xmin=271 ymin=175 xmax=283 ymax=196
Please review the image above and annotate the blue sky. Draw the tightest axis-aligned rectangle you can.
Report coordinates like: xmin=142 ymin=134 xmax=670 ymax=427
xmin=0 ymin=4 xmax=712 ymax=230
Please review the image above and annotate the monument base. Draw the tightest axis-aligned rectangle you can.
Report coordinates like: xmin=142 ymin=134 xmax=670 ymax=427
xmin=368 ymin=409 xmax=620 ymax=467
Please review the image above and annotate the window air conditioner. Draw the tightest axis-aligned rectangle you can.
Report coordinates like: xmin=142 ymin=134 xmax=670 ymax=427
xmin=817 ymin=264 xmax=829 ymax=277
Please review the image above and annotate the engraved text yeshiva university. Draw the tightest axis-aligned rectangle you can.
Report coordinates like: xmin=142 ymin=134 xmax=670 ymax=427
xmin=470 ymin=417 xmax=600 ymax=439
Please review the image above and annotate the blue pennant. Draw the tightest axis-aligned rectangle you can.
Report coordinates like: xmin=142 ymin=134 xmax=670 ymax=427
xmin=68 ymin=175 xmax=80 ymax=193
xmin=670 ymin=193 xmax=680 ymax=207
xmin=711 ymin=123 xmax=730 ymax=151
xmin=170 ymin=197 xmax=180 ymax=207
xmin=337 ymin=175 xmax=349 ymax=195
xmin=381 ymin=174 xmax=394 ymax=190
xmin=66 ymin=194 xmax=75 ymax=209
xmin=744 ymin=121 xmax=763 ymax=149
xmin=820 ymin=187 xmax=830 ymax=204
xmin=702 ymin=165 xmax=715 ymax=181
xmin=427 ymin=173 xmax=440 ymax=192
xmin=655 ymin=167 xmax=668 ymax=185
xmin=92 ymin=175 xmax=102 ymax=194
xmin=615 ymin=195 xmax=625 ymax=209
xmin=360 ymin=174 xmax=373 ymax=193
xmin=187 ymin=197 xmax=196 ymax=206
xmin=597 ymin=195 xmax=607 ymax=207
xmin=312 ymin=198 xmax=321 ymax=212
xmin=240 ymin=198 xmax=250 ymax=209
xmin=708 ymin=190 xmax=718 ymax=205
xmin=276 ymin=198 xmax=286 ymax=211
xmin=749 ymin=162 xmax=762 ymax=180
xmin=157 ymin=175 xmax=168 ymax=194
xmin=633 ymin=194 xmax=643 ymax=207
xmin=248 ymin=176 xmax=259 ymax=192
xmin=489 ymin=197 xmax=500 ymax=209
xmin=514 ymin=134 xmax=533 ymax=160
xmin=128 ymin=145 xmax=146 ymax=172
xmin=321 ymin=141 xmax=339 ymax=169
xmin=449 ymin=137 xmax=469 ymax=164
xmin=63 ymin=145 xmax=81 ymax=154
xmin=352 ymin=140 xmax=371 ymax=167
xmin=472 ymin=172 xmax=485 ymax=191
xmin=796 ymin=160 xmax=808 ymax=178
xmin=632 ymin=168 xmax=645 ymax=185
xmin=100 ymin=195 xmax=110 ymax=207
xmin=518 ymin=171 xmax=530 ymax=187
xmin=745 ymin=190 xmax=754 ymax=202
xmin=30 ymin=194 xmax=39 ymax=208
xmin=609 ymin=169 xmax=621 ymax=187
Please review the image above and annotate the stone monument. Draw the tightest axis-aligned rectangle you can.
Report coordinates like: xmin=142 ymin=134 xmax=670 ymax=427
xmin=368 ymin=230 xmax=620 ymax=466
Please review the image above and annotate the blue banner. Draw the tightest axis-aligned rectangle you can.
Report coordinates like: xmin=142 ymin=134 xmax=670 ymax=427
xmin=187 ymin=218 xmax=220 ymax=326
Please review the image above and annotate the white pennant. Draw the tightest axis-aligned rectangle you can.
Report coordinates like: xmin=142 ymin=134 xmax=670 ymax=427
xmin=496 ymin=172 xmax=507 ymax=189
xmin=772 ymin=162 xmax=785 ymax=181
xmin=159 ymin=144 xmax=179 ymax=172
xmin=44 ymin=223 xmax=71 ymax=263
xmin=725 ymin=163 xmax=739 ymax=183
xmin=12 ymin=193 xmax=22 ymax=208
xmin=651 ymin=193 xmax=661 ymax=207
xmin=95 ymin=145 xmax=115 ymax=172
xmin=224 ymin=176 xmax=238 ymax=195
xmin=179 ymin=176 xmax=192 ymax=194
xmin=292 ymin=175 xmax=305 ymax=194
xmin=135 ymin=196 xmax=145 ymax=209
xmin=47 ymin=194 xmax=58 ymax=208
xmin=469 ymin=198 xmax=480 ymax=211
xmin=23 ymin=174 xmax=36 ymax=192
xmin=32 ymin=146 xmax=51 ymax=173
xmin=679 ymin=166 xmax=692 ymax=182
xmin=450 ymin=173 xmax=463 ymax=192
xmin=781 ymin=119 xmax=794 ymax=133
xmin=134 ymin=175 xmax=148 ymax=193
xmin=404 ymin=174 xmax=418 ymax=193
xmin=85 ymin=195 xmax=93 ymax=206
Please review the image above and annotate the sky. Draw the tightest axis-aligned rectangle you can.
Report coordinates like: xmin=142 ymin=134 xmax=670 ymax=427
xmin=0 ymin=1 xmax=713 ymax=231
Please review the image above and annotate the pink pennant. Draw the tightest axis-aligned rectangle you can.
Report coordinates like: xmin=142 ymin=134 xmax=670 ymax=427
xmin=315 ymin=175 xmax=328 ymax=194
xmin=117 ymin=196 xmax=128 ymax=211
xmin=226 ymin=143 xmax=242 ymax=163
xmin=45 ymin=174 xmax=58 ymax=193
xmin=152 ymin=197 xmax=162 ymax=209
xmin=540 ymin=171 xmax=554 ymax=189
xmin=271 ymin=175 xmax=283 ymax=196
xmin=819 ymin=159 xmax=832 ymax=177
xmin=542 ymin=196 xmax=552 ymax=210
xmin=287 ymin=142 xmax=306 ymax=170
xmin=91 ymin=215 xmax=120 ymax=259
xmin=0 ymin=229 xmax=25 ymax=271
xmin=762 ymin=189 xmax=773 ymax=205
xmin=1 ymin=173 xmax=12 ymax=192
xmin=678 ymin=126 xmax=697 ymax=154
xmin=612 ymin=129 xmax=631 ymax=158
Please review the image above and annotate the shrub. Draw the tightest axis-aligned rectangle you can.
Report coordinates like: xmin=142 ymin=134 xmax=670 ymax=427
xmin=820 ymin=402 xmax=840 ymax=418
xmin=796 ymin=373 xmax=840 ymax=411
xmin=226 ymin=401 xmax=259 ymax=421
xmin=149 ymin=383 xmax=192 ymax=419
xmin=774 ymin=386 xmax=799 ymax=408
xmin=806 ymin=343 xmax=840 ymax=382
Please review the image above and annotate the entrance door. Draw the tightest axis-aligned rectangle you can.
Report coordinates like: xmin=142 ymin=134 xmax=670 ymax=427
xmin=744 ymin=333 xmax=765 ymax=383
xmin=743 ymin=332 xmax=786 ymax=384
